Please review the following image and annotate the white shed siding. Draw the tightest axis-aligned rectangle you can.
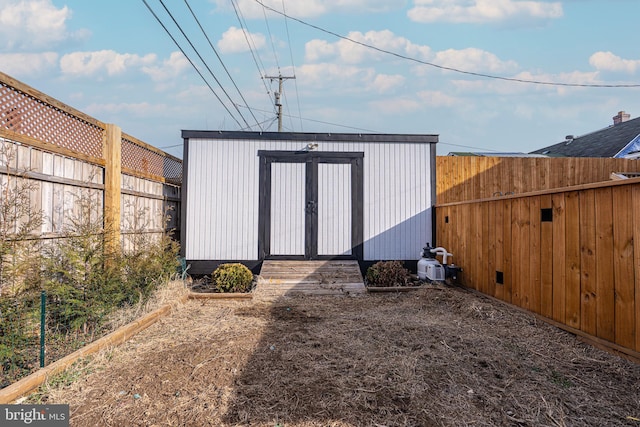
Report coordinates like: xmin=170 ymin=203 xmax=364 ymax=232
xmin=184 ymin=137 xmax=433 ymax=261
xmin=318 ymin=163 xmax=352 ymax=255
xmin=270 ymin=162 xmax=305 ymax=255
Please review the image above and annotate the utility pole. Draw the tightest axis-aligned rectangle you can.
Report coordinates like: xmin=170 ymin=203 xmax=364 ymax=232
xmin=264 ymin=74 xmax=295 ymax=132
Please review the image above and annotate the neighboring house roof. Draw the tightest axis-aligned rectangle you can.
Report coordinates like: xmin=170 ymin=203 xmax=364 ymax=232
xmin=447 ymin=152 xmax=547 ymax=157
xmin=530 ymin=114 xmax=640 ymax=158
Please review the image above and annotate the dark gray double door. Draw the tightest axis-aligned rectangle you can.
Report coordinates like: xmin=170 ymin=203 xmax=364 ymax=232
xmin=258 ymin=150 xmax=363 ymax=260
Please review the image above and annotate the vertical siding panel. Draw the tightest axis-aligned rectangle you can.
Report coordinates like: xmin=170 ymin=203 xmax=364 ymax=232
xmin=595 ymin=187 xmax=615 ymax=342
xmin=565 ymin=191 xmax=581 ymax=329
xmin=552 ymin=193 xmax=566 ymax=323
xmin=579 ymin=190 xmax=597 ymax=336
xmin=539 ymin=195 xmax=553 ymax=318
xmin=612 ymin=186 xmax=635 ymax=349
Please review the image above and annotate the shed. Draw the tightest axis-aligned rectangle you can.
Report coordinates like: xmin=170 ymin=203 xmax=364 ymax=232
xmin=180 ymin=131 xmax=438 ymax=274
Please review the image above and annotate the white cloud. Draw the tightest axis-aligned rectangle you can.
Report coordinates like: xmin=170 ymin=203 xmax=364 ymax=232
xmin=84 ymin=101 xmax=170 ymax=117
xmin=0 ymin=0 xmax=88 ymax=50
xmin=589 ymin=51 xmax=640 ymax=74
xmin=408 ymin=0 xmax=563 ymax=24
xmin=369 ymin=74 xmax=405 ymax=93
xmin=60 ymin=50 xmax=157 ymax=77
xmin=211 ymin=0 xmax=401 ymax=19
xmin=416 ymin=90 xmax=459 ymax=107
xmin=142 ymin=52 xmax=190 ymax=82
xmin=369 ymin=97 xmax=423 ymax=114
xmin=297 ymin=63 xmax=376 ymax=90
xmin=218 ymin=26 xmax=266 ymax=54
xmin=434 ymin=48 xmax=518 ymax=73
xmin=451 ymin=70 xmax=600 ymax=95
xmin=305 ymin=30 xmax=431 ymax=64
xmin=0 ymin=52 xmax=58 ymax=76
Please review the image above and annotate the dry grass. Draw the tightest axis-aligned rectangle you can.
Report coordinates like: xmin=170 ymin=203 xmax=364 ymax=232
xmin=98 ymin=279 xmax=189 ymax=333
xmin=34 ymin=286 xmax=640 ymax=426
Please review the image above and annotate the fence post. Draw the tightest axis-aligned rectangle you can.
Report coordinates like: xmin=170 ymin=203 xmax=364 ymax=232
xmin=104 ymin=124 xmax=122 ymax=256
xmin=40 ymin=290 xmax=45 ymax=368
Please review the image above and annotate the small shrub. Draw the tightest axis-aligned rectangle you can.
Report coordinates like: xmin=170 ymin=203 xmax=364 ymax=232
xmin=365 ymin=261 xmax=410 ymax=287
xmin=212 ymin=263 xmax=253 ymax=293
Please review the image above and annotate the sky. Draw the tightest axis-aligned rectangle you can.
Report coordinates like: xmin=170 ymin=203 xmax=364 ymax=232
xmin=0 ymin=0 xmax=639 ymax=159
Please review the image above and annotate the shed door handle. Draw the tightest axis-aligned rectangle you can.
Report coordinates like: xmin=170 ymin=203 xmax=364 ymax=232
xmin=306 ymin=200 xmax=317 ymax=214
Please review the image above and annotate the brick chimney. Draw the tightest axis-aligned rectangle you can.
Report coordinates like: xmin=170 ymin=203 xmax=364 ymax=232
xmin=613 ymin=111 xmax=630 ymax=125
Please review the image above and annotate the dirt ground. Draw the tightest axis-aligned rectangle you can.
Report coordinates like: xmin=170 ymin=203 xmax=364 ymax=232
xmin=35 ymin=285 xmax=640 ymax=427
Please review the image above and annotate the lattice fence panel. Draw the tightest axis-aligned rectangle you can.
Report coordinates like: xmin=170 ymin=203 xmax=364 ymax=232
xmin=122 ymin=137 xmax=182 ymax=184
xmin=0 ymin=82 xmax=104 ymax=159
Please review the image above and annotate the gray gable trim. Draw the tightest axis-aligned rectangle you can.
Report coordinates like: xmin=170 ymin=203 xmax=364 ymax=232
xmin=531 ymin=116 xmax=640 ymax=158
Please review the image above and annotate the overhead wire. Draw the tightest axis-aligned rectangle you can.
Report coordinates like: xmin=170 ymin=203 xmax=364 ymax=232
xmin=236 ymin=104 xmax=380 ymax=132
xmin=229 ymin=0 xmax=275 ymax=110
xmin=260 ymin=1 xmax=281 ymax=72
xmin=280 ymin=0 xmax=303 ymax=131
xmin=140 ymin=0 xmax=244 ymax=128
xmin=252 ymin=0 xmax=640 ymax=88
xmin=152 ymin=0 xmax=253 ymax=129
xmin=183 ymin=0 xmax=263 ymax=130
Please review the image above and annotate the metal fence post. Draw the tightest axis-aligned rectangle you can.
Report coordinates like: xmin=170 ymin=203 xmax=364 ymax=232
xmin=40 ymin=290 xmax=45 ymax=368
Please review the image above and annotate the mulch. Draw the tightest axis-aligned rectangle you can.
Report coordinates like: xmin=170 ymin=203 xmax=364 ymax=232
xmin=35 ymin=285 xmax=640 ymax=426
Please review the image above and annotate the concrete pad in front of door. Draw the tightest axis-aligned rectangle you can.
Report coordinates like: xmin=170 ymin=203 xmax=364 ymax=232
xmin=256 ymin=260 xmax=365 ymax=299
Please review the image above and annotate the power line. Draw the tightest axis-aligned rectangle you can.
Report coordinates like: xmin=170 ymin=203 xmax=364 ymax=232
xmin=140 ymin=0 xmax=244 ymax=128
xmin=236 ymin=104 xmax=380 ymax=132
xmin=252 ymin=0 xmax=640 ymax=89
xmin=183 ymin=0 xmax=263 ymax=130
xmin=259 ymin=0 xmax=281 ymax=72
xmin=280 ymin=0 xmax=304 ymax=131
xmin=155 ymin=0 xmax=252 ymax=128
xmin=230 ymin=0 xmax=276 ymax=111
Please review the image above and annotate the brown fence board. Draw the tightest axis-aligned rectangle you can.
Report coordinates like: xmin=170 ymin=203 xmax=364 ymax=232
xmin=540 ymin=194 xmax=553 ymax=318
xmin=634 ymin=185 xmax=640 ymax=352
xmin=437 ymin=170 xmax=640 ymax=356
xmin=503 ymin=199 xmax=513 ymax=303
xmin=487 ymin=201 xmax=496 ymax=297
xmin=594 ymin=187 xmax=615 ymax=342
xmin=494 ymin=199 xmax=504 ymax=301
xmin=437 ymin=156 xmax=640 ymax=204
xmin=612 ymin=186 xmax=635 ymax=349
xmin=529 ymin=196 xmax=541 ymax=314
xmin=579 ymin=190 xmax=597 ymax=336
xmin=632 ymin=186 xmax=640 ymax=351
xmin=565 ymin=191 xmax=581 ymax=329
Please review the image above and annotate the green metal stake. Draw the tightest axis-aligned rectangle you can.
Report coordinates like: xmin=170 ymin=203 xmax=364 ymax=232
xmin=40 ymin=290 xmax=45 ymax=368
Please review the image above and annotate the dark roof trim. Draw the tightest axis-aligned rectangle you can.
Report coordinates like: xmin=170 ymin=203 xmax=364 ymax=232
xmin=181 ymin=130 xmax=438 ymax=144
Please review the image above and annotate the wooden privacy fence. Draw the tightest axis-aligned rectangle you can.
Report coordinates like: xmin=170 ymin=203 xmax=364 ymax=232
xmin=436 ymin=178 xmax=640 ymax=358
xmin=0 ymin=71 xmax=182 ymax=247
xmin=437 ymin=156 xmax=640 ymax=204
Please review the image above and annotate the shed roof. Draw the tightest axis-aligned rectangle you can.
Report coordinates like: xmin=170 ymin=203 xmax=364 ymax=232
xmin=530 ymin=115 xmax=640 ymax=158
xmin=182 ymin=130 xmax=438 ymax=144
